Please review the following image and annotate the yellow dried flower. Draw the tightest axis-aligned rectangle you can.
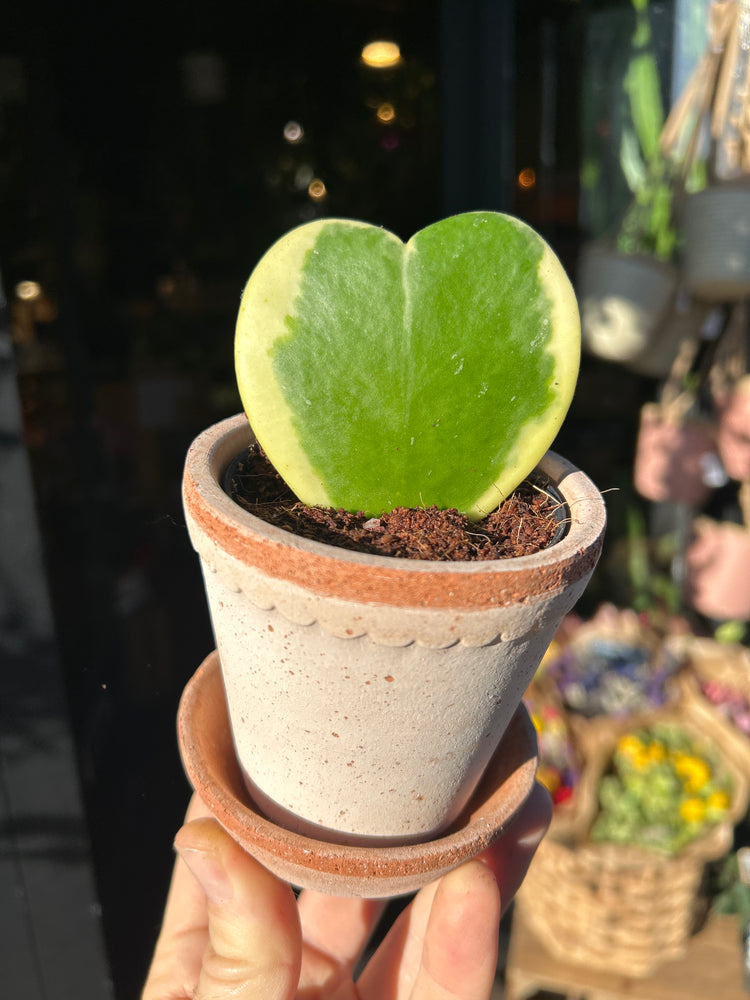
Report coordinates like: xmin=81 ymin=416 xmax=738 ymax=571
xmin=536 ymin=765 xmax=561 ymax=795
xmin=645 ymin=741 xmax=667 ymax=763
xmin=617 ymin=734 xmax=644 ymax=758
xmin=707 ymin=790 xmax=731 ymax=813
xmin=679 ymin=798 xmax=707 ymax=823
xmin=674 ymin=754 xmax=711 ymax=793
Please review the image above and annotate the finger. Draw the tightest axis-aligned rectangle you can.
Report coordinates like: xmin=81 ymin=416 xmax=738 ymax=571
xmin=355 ymin=877 xmax=439 ymax=1000
xmin=357 ymin=862 xmax=500 ymax=1000
xmin=357 ymin=782 xmax=552 ymax=1000
xmin=297 ymin=890 xmax=387 ymax=991
xmin=175 ymin=818 xmax=302 ymax=1000
xmin=410 ymin=860 xmax=501 ymax=1000
xmin=142 ymin=796 xmax=216 ymax=1000
xmin=156 ymin=795 xmax=216 ymax=941
xmin=477 ymin=781 xmax=552 ymax=913
xmin=184 ymin=792 xmax=214 ymax=822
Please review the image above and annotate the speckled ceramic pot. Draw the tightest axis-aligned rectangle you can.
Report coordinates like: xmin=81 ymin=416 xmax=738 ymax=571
xmin=183 ymin=414 xmax=606 ymax=844
xmin=578 ymin=246 xmax=678 ymax=366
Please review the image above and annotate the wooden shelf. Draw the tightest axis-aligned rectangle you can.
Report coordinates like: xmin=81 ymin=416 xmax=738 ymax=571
xmin=505 ymin=910 xmax=749 ymax=1000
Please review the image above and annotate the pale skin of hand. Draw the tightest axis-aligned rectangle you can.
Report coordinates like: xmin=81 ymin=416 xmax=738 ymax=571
xmin=142 ymin=783 xmax=551 ymax=1000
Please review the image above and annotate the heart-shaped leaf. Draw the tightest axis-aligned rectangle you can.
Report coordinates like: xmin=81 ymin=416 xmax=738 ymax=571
xmin=235 ymin=211 xmax=580 ymax=519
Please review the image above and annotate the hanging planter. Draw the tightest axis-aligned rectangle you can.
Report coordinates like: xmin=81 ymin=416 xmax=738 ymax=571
xmin=579 ymin=245 xmax=679 ymax=366
xmin=578 ymin=0 xmax=697 ymax=374
xmin=633 ymin=402 xmax=717 ymax=506
xmin=717 ymin=374 xmax=750 ymax=481
xmin=663 ymin=2 xmax=750 ymax=300
xmin=683 ymin=370 xmax=750 ymax=620
xmin=684 ymin=513 xmax=750 ymax=622
xmin=633 ymin=337 xmax=718 ymax=505
xmin=682 ymin=183 xmax=750 ymax=301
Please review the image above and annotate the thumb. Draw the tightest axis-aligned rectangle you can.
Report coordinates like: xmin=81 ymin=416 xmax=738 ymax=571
xmin=174 ymin=818 xmax=301 ymax=1000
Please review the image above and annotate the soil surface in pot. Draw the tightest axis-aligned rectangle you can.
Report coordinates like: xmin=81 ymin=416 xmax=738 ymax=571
xmin=226 ymin=444 xmax=563 ymax=562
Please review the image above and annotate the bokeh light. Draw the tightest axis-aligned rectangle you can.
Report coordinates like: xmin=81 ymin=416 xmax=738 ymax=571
xmin=283 ymin=120 xmax=304 ymax=144
xmin=15 ymin=280 xmax=42 ymax=301
xmin=307 ymin=178 xmax=327 ymax=202
xmin=376 ymin=102 xmax=396 ymax=124
xmin=361 ymin=41 xmax=402 ymax=69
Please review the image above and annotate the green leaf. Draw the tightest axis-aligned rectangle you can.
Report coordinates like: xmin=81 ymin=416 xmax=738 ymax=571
xmin=235 ymin=212 xmax=580 ymax=519
xmin=624 ymin=49 xmax=664 ymax=165
xmin=620 ymin=125 xmax=648 ymax=197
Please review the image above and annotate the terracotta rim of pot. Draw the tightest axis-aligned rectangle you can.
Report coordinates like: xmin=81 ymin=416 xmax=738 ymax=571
xmin=178 ymin=650 xmax=539 ymax=897
xmin=183 ymin=414 xmax=606 ymax=612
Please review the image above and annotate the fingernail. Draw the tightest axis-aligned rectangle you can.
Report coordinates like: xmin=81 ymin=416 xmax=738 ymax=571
xmin=176 ymin=844 xmax=234 ymax=903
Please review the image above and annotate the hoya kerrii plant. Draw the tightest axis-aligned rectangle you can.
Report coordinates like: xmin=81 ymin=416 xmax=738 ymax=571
xmin=233 ymin=210 xmax=581 ymax=522
xmin=180 ymin=209 xmax=606 ymax=861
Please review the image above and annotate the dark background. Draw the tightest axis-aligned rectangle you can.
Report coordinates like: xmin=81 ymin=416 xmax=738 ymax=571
xmin=1 ymin=1 xmax=667 ymax=996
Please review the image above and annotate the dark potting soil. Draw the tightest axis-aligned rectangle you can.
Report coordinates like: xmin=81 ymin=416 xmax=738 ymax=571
xmin=225 ymin=443 xmax=565 ymax=562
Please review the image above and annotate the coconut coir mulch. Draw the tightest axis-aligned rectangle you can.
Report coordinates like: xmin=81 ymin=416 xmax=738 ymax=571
xmin=226 ymin=444 xmax=563 ymax=562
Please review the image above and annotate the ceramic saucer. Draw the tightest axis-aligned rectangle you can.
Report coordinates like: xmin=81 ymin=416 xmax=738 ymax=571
xmin=177 ymin=650 xmax=538 ymax=897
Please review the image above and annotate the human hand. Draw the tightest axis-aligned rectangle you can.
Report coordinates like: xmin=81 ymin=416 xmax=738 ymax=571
xmin=142 ymin=783 xmax=551 ymax=1000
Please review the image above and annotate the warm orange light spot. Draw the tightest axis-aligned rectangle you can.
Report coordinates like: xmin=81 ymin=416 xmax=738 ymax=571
xmin=361 ymin=41 xmax=402 ymax=69
xmin=517 ymin=167 xmax=537 ymax=190
xmin=308 ymin=178 xmax=327 ymax=202
xmin=376 ymin=102 xmax=396 ymax=124
xmin=15 ymin=280 xmax=42 ymax=301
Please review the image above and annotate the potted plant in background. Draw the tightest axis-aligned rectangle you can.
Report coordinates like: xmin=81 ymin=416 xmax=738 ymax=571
xmin=717 ymin=373 xmax=750 ymax=482
xmin=628 ymin=31 xmax=750 ymax=626
xmin=578 ymin=0 xmax=704 ymax=378
xmin=684 ymin=483 xmax=750 ymax=624
xmin=633 ymin=396 xmax=717 ymax=506
xmin=681 ymin=301 xmax=750 ymax=625
xmin=178 ymin=211 xmax=606 ymax=896
xmin=633 ymin=336 xmax=719 ymax=508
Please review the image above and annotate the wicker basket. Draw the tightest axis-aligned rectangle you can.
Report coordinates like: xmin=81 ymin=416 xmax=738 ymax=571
xmin=517 ymin=707 xmax=749 ymax=977
xmin=675 ymin=635 xmax=750 ymax=773
xmin=538 ymin=605 xmax=683 ymax=727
